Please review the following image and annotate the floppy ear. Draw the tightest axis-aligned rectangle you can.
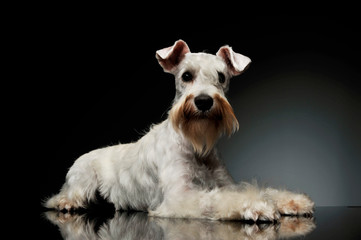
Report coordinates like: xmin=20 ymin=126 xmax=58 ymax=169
xmin=156 ymin=40 xmax=190 ymax=73
xmin=216 ymin=46 xmax=251 ymax=76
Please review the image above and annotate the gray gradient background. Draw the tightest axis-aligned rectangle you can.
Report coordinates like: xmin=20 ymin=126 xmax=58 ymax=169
xmin=218 ymin=52 xmax=361 ymax=207
xmin=43 ymin=16 xmax=361 ymax=208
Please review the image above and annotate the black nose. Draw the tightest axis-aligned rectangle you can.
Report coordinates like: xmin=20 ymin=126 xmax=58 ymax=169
xmin=194 ymin=94 xmax=213 ymax=112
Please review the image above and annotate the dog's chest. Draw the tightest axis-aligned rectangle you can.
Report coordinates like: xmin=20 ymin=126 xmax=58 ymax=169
xmin=188 ymin=157 xmax=220 ymax=190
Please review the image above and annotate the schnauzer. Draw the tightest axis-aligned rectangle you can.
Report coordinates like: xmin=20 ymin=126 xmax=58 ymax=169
xmin=45 ymin=40 xmax=314 ymax=221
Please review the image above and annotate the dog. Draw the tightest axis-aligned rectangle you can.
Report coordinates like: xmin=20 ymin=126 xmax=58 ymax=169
xmin=44 ymin=40 xmax=314 ymax=221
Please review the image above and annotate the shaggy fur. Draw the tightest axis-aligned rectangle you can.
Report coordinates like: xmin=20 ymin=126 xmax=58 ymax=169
xmin=44 ymin=40 xmax=314 ymax=221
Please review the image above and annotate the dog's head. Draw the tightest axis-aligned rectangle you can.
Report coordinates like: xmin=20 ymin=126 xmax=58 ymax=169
xmin=156 ymin=40 xmax=251 ymax=155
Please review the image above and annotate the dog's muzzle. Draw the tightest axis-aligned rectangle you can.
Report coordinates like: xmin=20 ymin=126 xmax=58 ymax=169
xmin=170 ymin=93 xmax=239 ymax=155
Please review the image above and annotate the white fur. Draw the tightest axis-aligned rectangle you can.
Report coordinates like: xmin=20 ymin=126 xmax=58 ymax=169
xmin=45 ymin=40 xmax=314 ymax=221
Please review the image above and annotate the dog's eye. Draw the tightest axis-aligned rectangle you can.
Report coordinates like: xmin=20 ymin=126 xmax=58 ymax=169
xmin=218 ymin=72 xmax=226 ymax=84
xmin=181 ymin=71 xmax=193 ymax=82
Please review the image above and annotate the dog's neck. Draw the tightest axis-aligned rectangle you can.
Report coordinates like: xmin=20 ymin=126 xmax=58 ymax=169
xmin=160 ymin=118 xmax=218 ymax=160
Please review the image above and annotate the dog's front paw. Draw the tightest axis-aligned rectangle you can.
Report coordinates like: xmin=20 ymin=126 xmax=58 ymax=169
xmin=277 ymin=193 xmax=314 ymax=216
xmin=266 ymin=189 xmax=314 ymax=216
xmin=241 ymin=198 xmax=280 ymax=222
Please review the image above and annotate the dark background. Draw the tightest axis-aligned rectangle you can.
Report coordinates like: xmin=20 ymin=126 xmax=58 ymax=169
xmin=41 ymin=15 xmax=360 ymax=209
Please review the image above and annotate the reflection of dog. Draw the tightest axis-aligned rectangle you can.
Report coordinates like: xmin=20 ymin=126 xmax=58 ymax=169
xmin=44 ymin=40 xmax=314 ymax=221
xmin=44 ymin=211 xmax=316 ymax=240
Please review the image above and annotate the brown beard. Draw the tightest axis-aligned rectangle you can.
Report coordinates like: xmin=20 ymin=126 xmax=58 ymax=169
xmin=170 ymin=94 xmax=239 ymax=156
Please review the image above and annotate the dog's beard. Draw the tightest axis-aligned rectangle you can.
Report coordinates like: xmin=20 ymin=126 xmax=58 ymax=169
xmin=170 ymin=94 xmax=239 ymax=156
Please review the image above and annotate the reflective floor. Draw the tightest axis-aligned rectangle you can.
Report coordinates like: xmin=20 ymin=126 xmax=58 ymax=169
xmin=40 ymin=206 xmax=361 ymax=239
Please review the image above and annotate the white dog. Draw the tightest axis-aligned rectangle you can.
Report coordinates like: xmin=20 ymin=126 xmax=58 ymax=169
xmin=45 ymin=40 xmax=314 ymax=221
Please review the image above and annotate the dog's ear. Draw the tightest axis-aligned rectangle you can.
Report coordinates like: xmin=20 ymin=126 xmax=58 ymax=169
xmin=156 ymin=40 xmax=190 ymax=73
xmin=216 ymin=46 xmax=251 ymax=76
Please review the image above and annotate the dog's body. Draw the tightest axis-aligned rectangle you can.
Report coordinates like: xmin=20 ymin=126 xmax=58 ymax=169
xmin=45 ymin=40 xmax=314 ymax=221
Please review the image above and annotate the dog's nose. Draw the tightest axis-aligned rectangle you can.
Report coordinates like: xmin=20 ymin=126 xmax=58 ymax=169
xmin=194 ymin=94 xmax=213 ymax=112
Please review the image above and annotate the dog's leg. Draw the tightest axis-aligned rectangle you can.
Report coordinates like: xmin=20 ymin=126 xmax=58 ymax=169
xmin=44 ymin=151 xmax=100 ymax=211
xmin=149 ymin=184 xmax=280 ymax=221
xmin=264 ymin=188 xmax=314 ymax=215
